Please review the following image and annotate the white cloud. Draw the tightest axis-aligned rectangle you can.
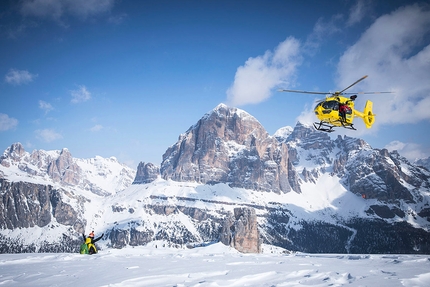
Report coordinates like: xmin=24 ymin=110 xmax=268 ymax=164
xmin=0 ymin=114 xmax=18 ymax=131
xmin=336 ymin=4 xmax=430 ymax=128
xmin=296 ymin=102 xmax=317 ymax=127
xmin=35 ymin=129 xmax=63 ymax=142
xmin=20 ymin=0 xmax=115 ymax=21
xmin=39 ymin=100 xmax=54 ymax=114
xmin=226 ymin=37 xmax=302 ymax=106
xmin=347 ymin=0 xmax=369 ymax=26
xmin=304 ymin=14 xmax=342 ymax=55
xmin=71 ymin=85 xmax=91 ymax=103
xmin=5 ymin=69 xmax=37 ymax=85
xmin=90 ymin=124 xmax=103 ymax=132
xmin=385 ymin=140 xmax=427 ymax=161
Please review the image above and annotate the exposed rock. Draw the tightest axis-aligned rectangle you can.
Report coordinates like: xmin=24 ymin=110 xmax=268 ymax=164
xmin=1 ymin=106 xmax=430 ymax=255
xmin=0 ymin=179 xmax=51 ymax=229
xmin=0 ymin=179 xmax=82 ymax=230
xmin=0 ymin=143 xmax=135 ymax=196
xmin=220 ymin=207 xmax=261 ymax=253
xmin=161 ymin=103 xmax=298 ymax=193
xmin=133 ymin=162 xmax=160 ymax=184
xmin=47 ymin=148 xmax=81 ymax=185
xmin=50 ymin=190 xmax=79 ymax=226
xmin=2 ymin=143 xmax=26 ymax=163
xmin=416 ymin=156 xmax=430 ymax=171
xmin=277 ymin=122 xmax=430 ymax=204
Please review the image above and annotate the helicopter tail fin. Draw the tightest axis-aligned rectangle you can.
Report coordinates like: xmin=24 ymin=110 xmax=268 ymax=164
xmin=362 ymin=100 xmax=375 ymax=128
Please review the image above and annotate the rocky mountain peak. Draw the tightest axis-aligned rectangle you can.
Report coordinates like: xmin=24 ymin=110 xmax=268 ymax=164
xmin=416 ymin=156 xmax=430 ymax=171
xmin=133 ymin=162 xmax=160 ymax=184
xmin=160 ymin=103 xmax=299 ymax=193
xmin=286 ymin=122 xmax=331 ymax=145
xmin=274 ymin=126 xmax=293 ymax=140
xmin=2 ymin=142 xmax=25 ymax=163
xmin=0 ymin=143 xmax=136 ymax=196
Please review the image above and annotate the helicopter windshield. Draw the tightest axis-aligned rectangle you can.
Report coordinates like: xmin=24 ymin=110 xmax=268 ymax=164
xmin=321 ymin=100 xmax=339 ymax=110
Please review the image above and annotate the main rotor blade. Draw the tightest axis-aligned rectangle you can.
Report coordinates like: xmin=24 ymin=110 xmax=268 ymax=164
xmin=342 ymin=91 xmax=393 ymax=95
xmin=339 ymin=75 xmax=368 ymax=94
xmin=279 ymin=89 xmax=328 ymax=95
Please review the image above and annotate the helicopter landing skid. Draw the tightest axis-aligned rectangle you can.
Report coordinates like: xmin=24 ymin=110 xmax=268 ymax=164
xmin=340 ymin=120 xmax=356 ymax=130
xmin=313 ymin=121 xmax=335 ymax=132
xmin=313 ymin=121 xmax=356 ymax=132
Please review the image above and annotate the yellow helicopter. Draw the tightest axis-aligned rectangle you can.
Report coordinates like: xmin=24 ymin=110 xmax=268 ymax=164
xmin=280 ymin=75 xmax=391 ymax=132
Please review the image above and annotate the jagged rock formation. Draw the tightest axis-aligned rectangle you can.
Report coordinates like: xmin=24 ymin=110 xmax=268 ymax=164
xmin=0 ymin=179 xmax=85 ymax=230
xmin=1 ymin=143 xmax=81 ymax=185
xmin=0 ymin=143 xmax=135 ymax=196
xmin=220 ymin=207 xmax=261 ymax=253
xmin=416 ymin=156 xmax=430 ymax=170
xmin=133 ymin=162 xmax=160 ymax=184
xmin=278 ymin=122 xmax=430 ymax=203
xmin=161 ymin=103 xmax=299 ymax=194
xmin=1 ymin=104 xmax=430 ymax=255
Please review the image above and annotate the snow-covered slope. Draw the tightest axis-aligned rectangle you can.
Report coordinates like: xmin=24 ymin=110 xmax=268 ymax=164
xmin=1 ymin=104 xmax=430 ymax=254
xmin=1 ymin=243 xmax=430 ymax=286
xmin=0 ymin=143 xmax=135 ymax=196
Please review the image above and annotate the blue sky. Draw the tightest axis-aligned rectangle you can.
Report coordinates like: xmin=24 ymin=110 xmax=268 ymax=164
xmin=1 ymin=0 xmax=429 ymax=168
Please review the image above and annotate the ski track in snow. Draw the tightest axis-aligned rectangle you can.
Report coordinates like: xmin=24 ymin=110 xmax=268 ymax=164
xmin=0 ymin=243 xmax=429 ymax=287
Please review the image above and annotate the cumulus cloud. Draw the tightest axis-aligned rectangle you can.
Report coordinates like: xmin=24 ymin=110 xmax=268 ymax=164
xmin=20 ymin=0 xmax=116 ymax=21
xmin=5 ymin=69 xmax=37 ymax=85
xmin=39 ymin=100 xmax=54 ymax=114
xmin=226 ymin=37 xmax=302 ymax=106
xmin=70 ymin=85 xmax=91 ymax=103
xmin=35 ymin=129 xmax=63 ymax=142
xmin=385 ymin=140 xmax=427 ymax=161
xmin=0 ymin=114 xmax=18 ymax=131
xmin=296 ymin=102 xmax=317 ymax=127
xmin=336 ymin=4 xmax=430 ymax=127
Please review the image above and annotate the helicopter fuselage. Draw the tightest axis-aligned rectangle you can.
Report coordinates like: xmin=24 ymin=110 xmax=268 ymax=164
xmin=314 ymin=95 xmax=374 ymax=129
xmin=314 ymin=95 xmax=354 ymax=126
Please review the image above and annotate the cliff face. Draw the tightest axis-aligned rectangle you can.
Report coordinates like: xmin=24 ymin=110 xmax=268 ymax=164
xmin=0 ymin=104 xmax=430 ymax=254
xmin=161 ymin=104 xmax=299 ymax=193
xmin=280 ymin=122 xmax=430 ymax=204
xmin=0 ymin=143 xmax=136 ymax=196
xmin=133 ymin=162 xmax=160 ymax=184
xmin=220 ymin=207 xmax=261 ymax=253
xmin=0 ymin=179 xmax=84 ymax=230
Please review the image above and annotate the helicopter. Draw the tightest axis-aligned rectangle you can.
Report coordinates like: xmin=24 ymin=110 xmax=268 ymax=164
xmin=279 ymin=75 xmax=391 ymax=132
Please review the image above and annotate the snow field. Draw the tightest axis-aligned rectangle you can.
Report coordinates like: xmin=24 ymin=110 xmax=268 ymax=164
xmin=0 ymin=243 xmax=429 ymax=286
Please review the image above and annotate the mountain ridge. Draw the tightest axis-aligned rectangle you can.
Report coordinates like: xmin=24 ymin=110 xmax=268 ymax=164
xmin=1 ymin=103 xmax=430 ymax=254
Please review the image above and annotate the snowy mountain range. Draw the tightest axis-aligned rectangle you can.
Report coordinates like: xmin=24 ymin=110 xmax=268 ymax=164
xmin=1 ymin=103 xmax=429 ymax=254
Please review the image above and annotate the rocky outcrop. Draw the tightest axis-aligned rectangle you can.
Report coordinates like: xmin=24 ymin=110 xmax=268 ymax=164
xmin=0 ymin=179 xmax=83 ymax=231
xmin=220 ymin=207 xmax=261 ymax=253
xmin=1 ymin=105 xmax=430 ymax=255
xmin=47 ymin=148 xmax=81 ymax=185
xmin=278 ymin=123 xmax=430 ymax=204
xmin=161 ymin=104 xmax=299 ymax=193
xmin=133 ymin=162 xmax=160 ymax=184
xmin=0 ymin=143 xmax=135 ymax=196
xmin=416 ymin=156 xmax=430 ymax=171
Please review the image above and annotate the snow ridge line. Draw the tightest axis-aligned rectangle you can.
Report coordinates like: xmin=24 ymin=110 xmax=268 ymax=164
xmin=149 ymin=195 xmax=283 ymax=212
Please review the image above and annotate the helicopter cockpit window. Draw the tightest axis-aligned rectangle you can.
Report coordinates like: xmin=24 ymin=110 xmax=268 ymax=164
xmin=322 ymin=100 xmax=339 ymax=111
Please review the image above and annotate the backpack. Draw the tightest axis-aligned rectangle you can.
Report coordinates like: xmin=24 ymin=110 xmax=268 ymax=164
xmin=80 ymin=243 xmax=89 ymax=254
